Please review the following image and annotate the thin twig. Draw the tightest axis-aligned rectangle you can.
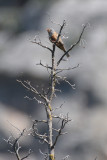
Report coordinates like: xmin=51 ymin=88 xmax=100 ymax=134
xmin=32 ymin=121 xmax=49 ymax=144
xmin=51 ymin=115 xmax=71 ymax=149
xmin=36 ymin=60 xmax=52 ymax=70
xmin=55 ymin=63 xmax=80 ymax=75
xmin=30 ymin=40 xmax=52 ymax=52
xmin=13 ymin=129 xmax=26 ymax=160
xmin=24 ymin=96 xmax=46 ymax=105
xmin=52 ymin=102 xmax=65 ymax=112
xmin=39 ymin=149 xmax=48 ymax=160
xmin=17 ymin=79 xmax=48 ymax=102
xmin=56 ymin=63 xmax=79 ymax=71
xmin=56 ymin=75 xmax=76 ymax=89
xmin=62 ymin=155 xmax=70 ymax=160
xmin=21 ymin=149 xmax=32 ymax=160
xmin=34 ymin=119 xmax=47 ymax=123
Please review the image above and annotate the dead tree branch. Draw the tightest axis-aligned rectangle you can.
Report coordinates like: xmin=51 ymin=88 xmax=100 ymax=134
xmin=36 ymin=60 xmax=52 ymax=70
xmin=21 ymin=149 xmax=32 ymax=160
xmin=31 ymin=120 xmax=49 ymax=144
xmin=39 ymin=149 xmax=48 ymax=160
xmin=51 ymin=115 xmax=71 ymax=150
xmin=17 ymin=79 xmax=49 ymax=104
xmin=62 ymin=155 xmax=70 ymax=160
xmin=56 ymin=75 xmax=76 ymax=89
xmin=30 ymin=40 xmax=52 ymax=52
xmin=57 ymin=24 xmax=87 ymax=66
xmin=55 ymin=63 xmax=80 ymax=75
xmin=4 ymin=129 xmax=32 ymax=160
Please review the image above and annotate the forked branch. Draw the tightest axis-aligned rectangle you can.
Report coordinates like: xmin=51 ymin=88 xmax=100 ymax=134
xmin=4 ymin=129 xmax=32 ymax=160
xmin=17 ymin=79 xmax=49 ymax=104
xmin=57 ymin=24 xmax=87 ymax=66
xmin=51 ymin=115 xmax=71 ymax=149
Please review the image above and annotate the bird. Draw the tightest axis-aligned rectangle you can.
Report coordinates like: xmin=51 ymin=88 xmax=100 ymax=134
xmin=47 ymin=28 xmax=70 ymax=57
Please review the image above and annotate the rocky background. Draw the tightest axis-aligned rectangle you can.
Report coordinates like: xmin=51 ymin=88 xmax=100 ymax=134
xmin=0 ymin=0 xmax=107 ymax=159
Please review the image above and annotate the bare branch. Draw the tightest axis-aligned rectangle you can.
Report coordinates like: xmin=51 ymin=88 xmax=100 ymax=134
xmin=51 ymin=115 xmax=71 ymax=149
xmin=56 ymin=75 xmax=76 ymax=89
xmin=34 ymin=119 xmax=47 ymax=123
xmin=39 ymin=149 xmax=48 ymax=160
xmin=3 ymin=136 xmax=13 ymax=147
xmin=24 ymin=96 xmax=46 ymax=105
xmin=52 ymin=102 xmax=65 ymax=112
xmin=31 ymin=120 xmax=49 ymax=144
xmin=56 ymin=63 xmax=80 ymax=71
xmin=54 ymin=89 xmax=61 ymax=93
xmin=36 ymin=60 xmax=52 ymax=70
xmin=57 ymin=24 xmax=87 ymax=66
xmin=52 ymin=114 xmax=65 ymax=120
xmin=21 ymin=149 xmax=32 ymax=160
xmin=4 ymin=125 xmax=32 ymax=160
xmin=55 ymin=63 xmax=80 ymax=75
xmin=64 ymin=79 xmax=76 ymax=89
xmin=17 ymin=79 xmax=48 ymax=102
xmin=12 ymin=129 xmax=26 ymax=160
xmin=36 ymin=60 xmax=51 ymax=76
xmin=52 ymin=128 xmax=59 ymax=132
xmin=8 ymin=150 xmax=15 ymax=154
xmin=62 ymin=155 xmax=70 ymax=160
xmin=30 ymin=39 xmax=52 ymax=52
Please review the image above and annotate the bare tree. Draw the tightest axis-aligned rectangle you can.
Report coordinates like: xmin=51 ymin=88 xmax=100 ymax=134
xmin=6 ymin=20 xmax=87 ymax=160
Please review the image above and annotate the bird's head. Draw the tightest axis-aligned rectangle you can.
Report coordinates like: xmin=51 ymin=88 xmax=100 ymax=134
xmin=47 ymin=28 xmax=54 ymax=37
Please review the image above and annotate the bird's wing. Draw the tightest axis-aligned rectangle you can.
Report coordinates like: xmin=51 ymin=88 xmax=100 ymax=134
xmin=50 ymin=32 xmax=58 ymax=43
xmin=50 ymin=32 xmax=64 ymax=45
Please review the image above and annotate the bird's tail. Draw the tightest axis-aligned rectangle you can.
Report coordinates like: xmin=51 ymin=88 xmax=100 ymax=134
xmin=66 ymin=52 xmax=70 ymax=57
xmin=57 ymin=41 xmax=70 ymax=57
xmin=64 ymin=48 xmax=70 ymax=57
